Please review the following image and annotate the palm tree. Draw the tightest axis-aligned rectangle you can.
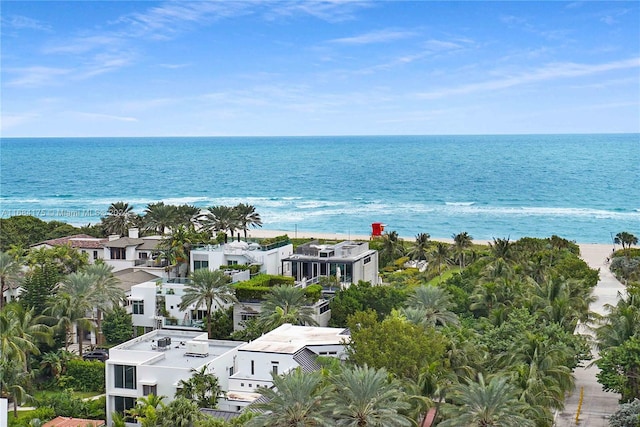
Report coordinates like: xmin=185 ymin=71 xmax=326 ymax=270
xmin=404 ymin=285 xmax=459 ymax=327
xmin=85 ymin=263 xmax=124 ymax=345
xmin=247 ymin=368 xmax=329 ymax=427
xmin=407 ymin=233 xmax=430 ymax=261
xmin=0 ymin=358 xmax=31 ymax=417
xmin=200 ymin=205 xmax=239 ymax=241
xmin=452 ymin=232 xmax=473 ymax=270
xmin=615 ymin=231 xmax=639 ymax=257
xmin=234 ymin=203 xmax=263 ymax=240
xmin=144 ymin=202 xmax=178 ymax=235
xmin=158 ymin=397 xmax=202 ymax=427
xmin=257 ymin=285 xmax=318 ymax=332
xmin=0 ymin=303 xmax=50 ymax=370
xmin=54 ymin=272 xmax=96 ymax=356
xmin=326 ymin=365 xmax=413 ymax=427
xmin=102 ymin=201 xmax=138 ymax=236
xmin=175 ymin=204 xmax=201 ymax=227
xmin=379 ymin=231 xmax=405 ymax=266
xmin=488 ymin=237 xmax=516 ymax=263
xmin=160 ymin=224 xmax=205 ymax=277
xmin=596 ymin=291 xmax=640 ymax=350
xmin=179 ymin=269 xmax=237 ymax=339
xmin=438 ymin=374 xmax=535 ymax=427
xmin=175 ymin=365 xmax=222 ymax=408
xmin=429 ymin=242 xmax=452 ymax=279
xmin=0 ymin=251 xmax=21 ymax=310
xmin=127 ymin=393 xmax=166 ymax=426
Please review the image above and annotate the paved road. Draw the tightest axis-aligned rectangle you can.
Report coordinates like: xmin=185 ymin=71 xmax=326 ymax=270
xmin=554 ymin=244 xmax=623 ymax=427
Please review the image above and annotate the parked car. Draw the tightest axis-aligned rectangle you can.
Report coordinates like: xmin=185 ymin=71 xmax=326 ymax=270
xmin=83 ymin=349 xmax=109 ymax=362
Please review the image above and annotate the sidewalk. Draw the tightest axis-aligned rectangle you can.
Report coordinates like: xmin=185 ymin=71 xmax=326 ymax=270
xmin=554 ymin=244 xmax=623 ymax=426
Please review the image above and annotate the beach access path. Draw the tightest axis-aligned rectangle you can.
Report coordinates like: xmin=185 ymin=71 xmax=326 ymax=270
xmin=554 ymin=243 xmax=624 ymax=426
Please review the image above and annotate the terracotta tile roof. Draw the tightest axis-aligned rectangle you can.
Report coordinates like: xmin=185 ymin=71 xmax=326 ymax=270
xmin=34 ymin=234 xmax=107 ymax=249
xmin=43 ymin=416 xmax=105 ymax=427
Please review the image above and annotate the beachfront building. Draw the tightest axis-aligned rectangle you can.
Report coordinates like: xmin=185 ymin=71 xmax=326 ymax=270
xmin=190 ymin=238 xmax=293 ymax=276
xmin=105 ymin=324 xmax=349 ymax=424
xmin=31 ymin=234 xmax=108 ymax=264
xmin=102 ymin=228 xmax=166 ymax=276
xmin=105 ymin=329 xmax=243 ymax=426
xmin=281 ymin=241 xmax=379 ymax=287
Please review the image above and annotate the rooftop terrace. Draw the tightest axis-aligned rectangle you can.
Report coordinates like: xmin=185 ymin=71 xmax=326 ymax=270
xmin=108 ymin=329 xmax=244 ymax=368
xmin=239 ymin=324 xmax=350 ymax=354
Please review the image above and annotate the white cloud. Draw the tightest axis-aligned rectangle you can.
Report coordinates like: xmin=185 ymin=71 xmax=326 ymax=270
xmin=0 ymin=113 xmax=39 ymax=130
xmin=78 ymin=52 xmax=136 ymax=78
xmin=1 ymin=15 xmax=51 ymax=32
xmin=74 ymin=112 xmax=138 ymax=122
xmin=265 ymin=1 xmax=373 ymax=23
xmin=158 ymin=63 xmax=192 ymax=69
xmin=330 ymin=29 xmax=417 ymax=45
xmin=44 ymin=36 xmax=123 ymax=54
xmin=417 ymin=57 xmax=640 ymax=99
xmin=5 ymin=66 xmax=71 ymax=88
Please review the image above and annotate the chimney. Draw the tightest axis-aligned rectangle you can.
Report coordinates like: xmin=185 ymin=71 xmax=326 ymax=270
xmin=128 ymin=228 xmax=139 ymax=238
xmin=108 ymin=234 xmax=120 ymax=241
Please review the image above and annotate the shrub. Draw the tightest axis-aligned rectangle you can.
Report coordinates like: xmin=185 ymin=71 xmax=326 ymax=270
xmin=609 ymin=399 xmax=640 ymax=427
xmin=64 ymin=360 xmax=105 ymax=392
xmin=234 ymin=275 xmax=295 ymax=301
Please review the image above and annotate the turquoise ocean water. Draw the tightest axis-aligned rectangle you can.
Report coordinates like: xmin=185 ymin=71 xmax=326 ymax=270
xmin=1 ymin=134 xmax=638 ymax=243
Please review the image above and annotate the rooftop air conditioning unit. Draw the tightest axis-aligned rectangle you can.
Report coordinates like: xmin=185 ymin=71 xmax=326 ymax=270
xmin=185 ymin=341 xmax=209 ymax=357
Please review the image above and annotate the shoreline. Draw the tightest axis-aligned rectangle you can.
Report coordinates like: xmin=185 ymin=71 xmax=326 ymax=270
xmin=247 ymin=228 xmax=616 ymax=247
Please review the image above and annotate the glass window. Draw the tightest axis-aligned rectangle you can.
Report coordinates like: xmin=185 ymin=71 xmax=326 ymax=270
xmin=114 ymin=396 xmax=136 ymax=420
xmin=110 ymin=248 xmax=126 ymax=260
xmin=114 ymin=364 xmax=136 ymax=389
xmin=143 ymin=385 xmax=157 ymax=396
xmin=93 ymin=250 xmax=98 ymax=260
xmin=132 ymin=300 xmax=144 ymax=315
xmin=194 ymin=260 xmax=209 ymax=270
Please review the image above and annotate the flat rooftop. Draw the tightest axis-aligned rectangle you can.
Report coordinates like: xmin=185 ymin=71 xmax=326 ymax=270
xmin=240 ymin=324 xmax=350 ymax=354
xmin=108 ymin=329 xmax=244 ymax=368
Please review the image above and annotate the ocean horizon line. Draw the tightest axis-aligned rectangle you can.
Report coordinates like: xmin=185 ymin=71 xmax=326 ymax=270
xmin=2 ymin=131 xmax=639 ymax=140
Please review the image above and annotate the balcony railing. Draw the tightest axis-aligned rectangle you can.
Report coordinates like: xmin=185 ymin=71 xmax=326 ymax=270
xmin=134 ymin=259 xmax=168 ymax=268
xmin=163 ymin=318 xmax=204 ymax=329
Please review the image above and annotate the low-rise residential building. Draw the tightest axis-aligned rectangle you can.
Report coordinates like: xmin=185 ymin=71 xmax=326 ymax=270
xmin=190 ymin=239 xmax=293 ymax=276
xmin=223 ymin=323 xmax=350 ymax=411
xmin=281 ymin=240 xmax=379 ymax=286
xmin=233 ymin=294 xmax=331 ymax=330
xmin=32 ymin=234 xmax=107 ymax=263
xmin=126 ymin=270 xmax=250 ymax=334
xmin=105 ymin=330 xmax=244 ymax=426
xmin=102 ymin=228 xmax=165 ymax=275
xmin=105 ymin=324 xmax=350 ymax=424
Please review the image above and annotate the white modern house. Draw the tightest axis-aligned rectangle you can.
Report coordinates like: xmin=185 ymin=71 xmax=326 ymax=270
xmin=190 ymin=239 xmax=293 ymax=276
xmin=105 ymin=329 xmax=244 ymax=426
xmin=105 ymin=324 xmax=350 ymax=425
xmin=126 ymin=269 xmax=250 ymax=334
xmin=222 ymin=323 xmax=350 ymax=411
xmin=281 ymin=241 xmax=379 ymax=286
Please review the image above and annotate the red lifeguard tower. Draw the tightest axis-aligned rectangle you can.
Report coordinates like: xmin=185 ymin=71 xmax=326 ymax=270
xmin=371 ymin=222 xmax=385 ymax=239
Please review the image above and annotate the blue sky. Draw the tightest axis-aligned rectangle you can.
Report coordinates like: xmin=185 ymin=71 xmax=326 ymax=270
xmin=1 ymin=1 xmax=638 ymax=137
